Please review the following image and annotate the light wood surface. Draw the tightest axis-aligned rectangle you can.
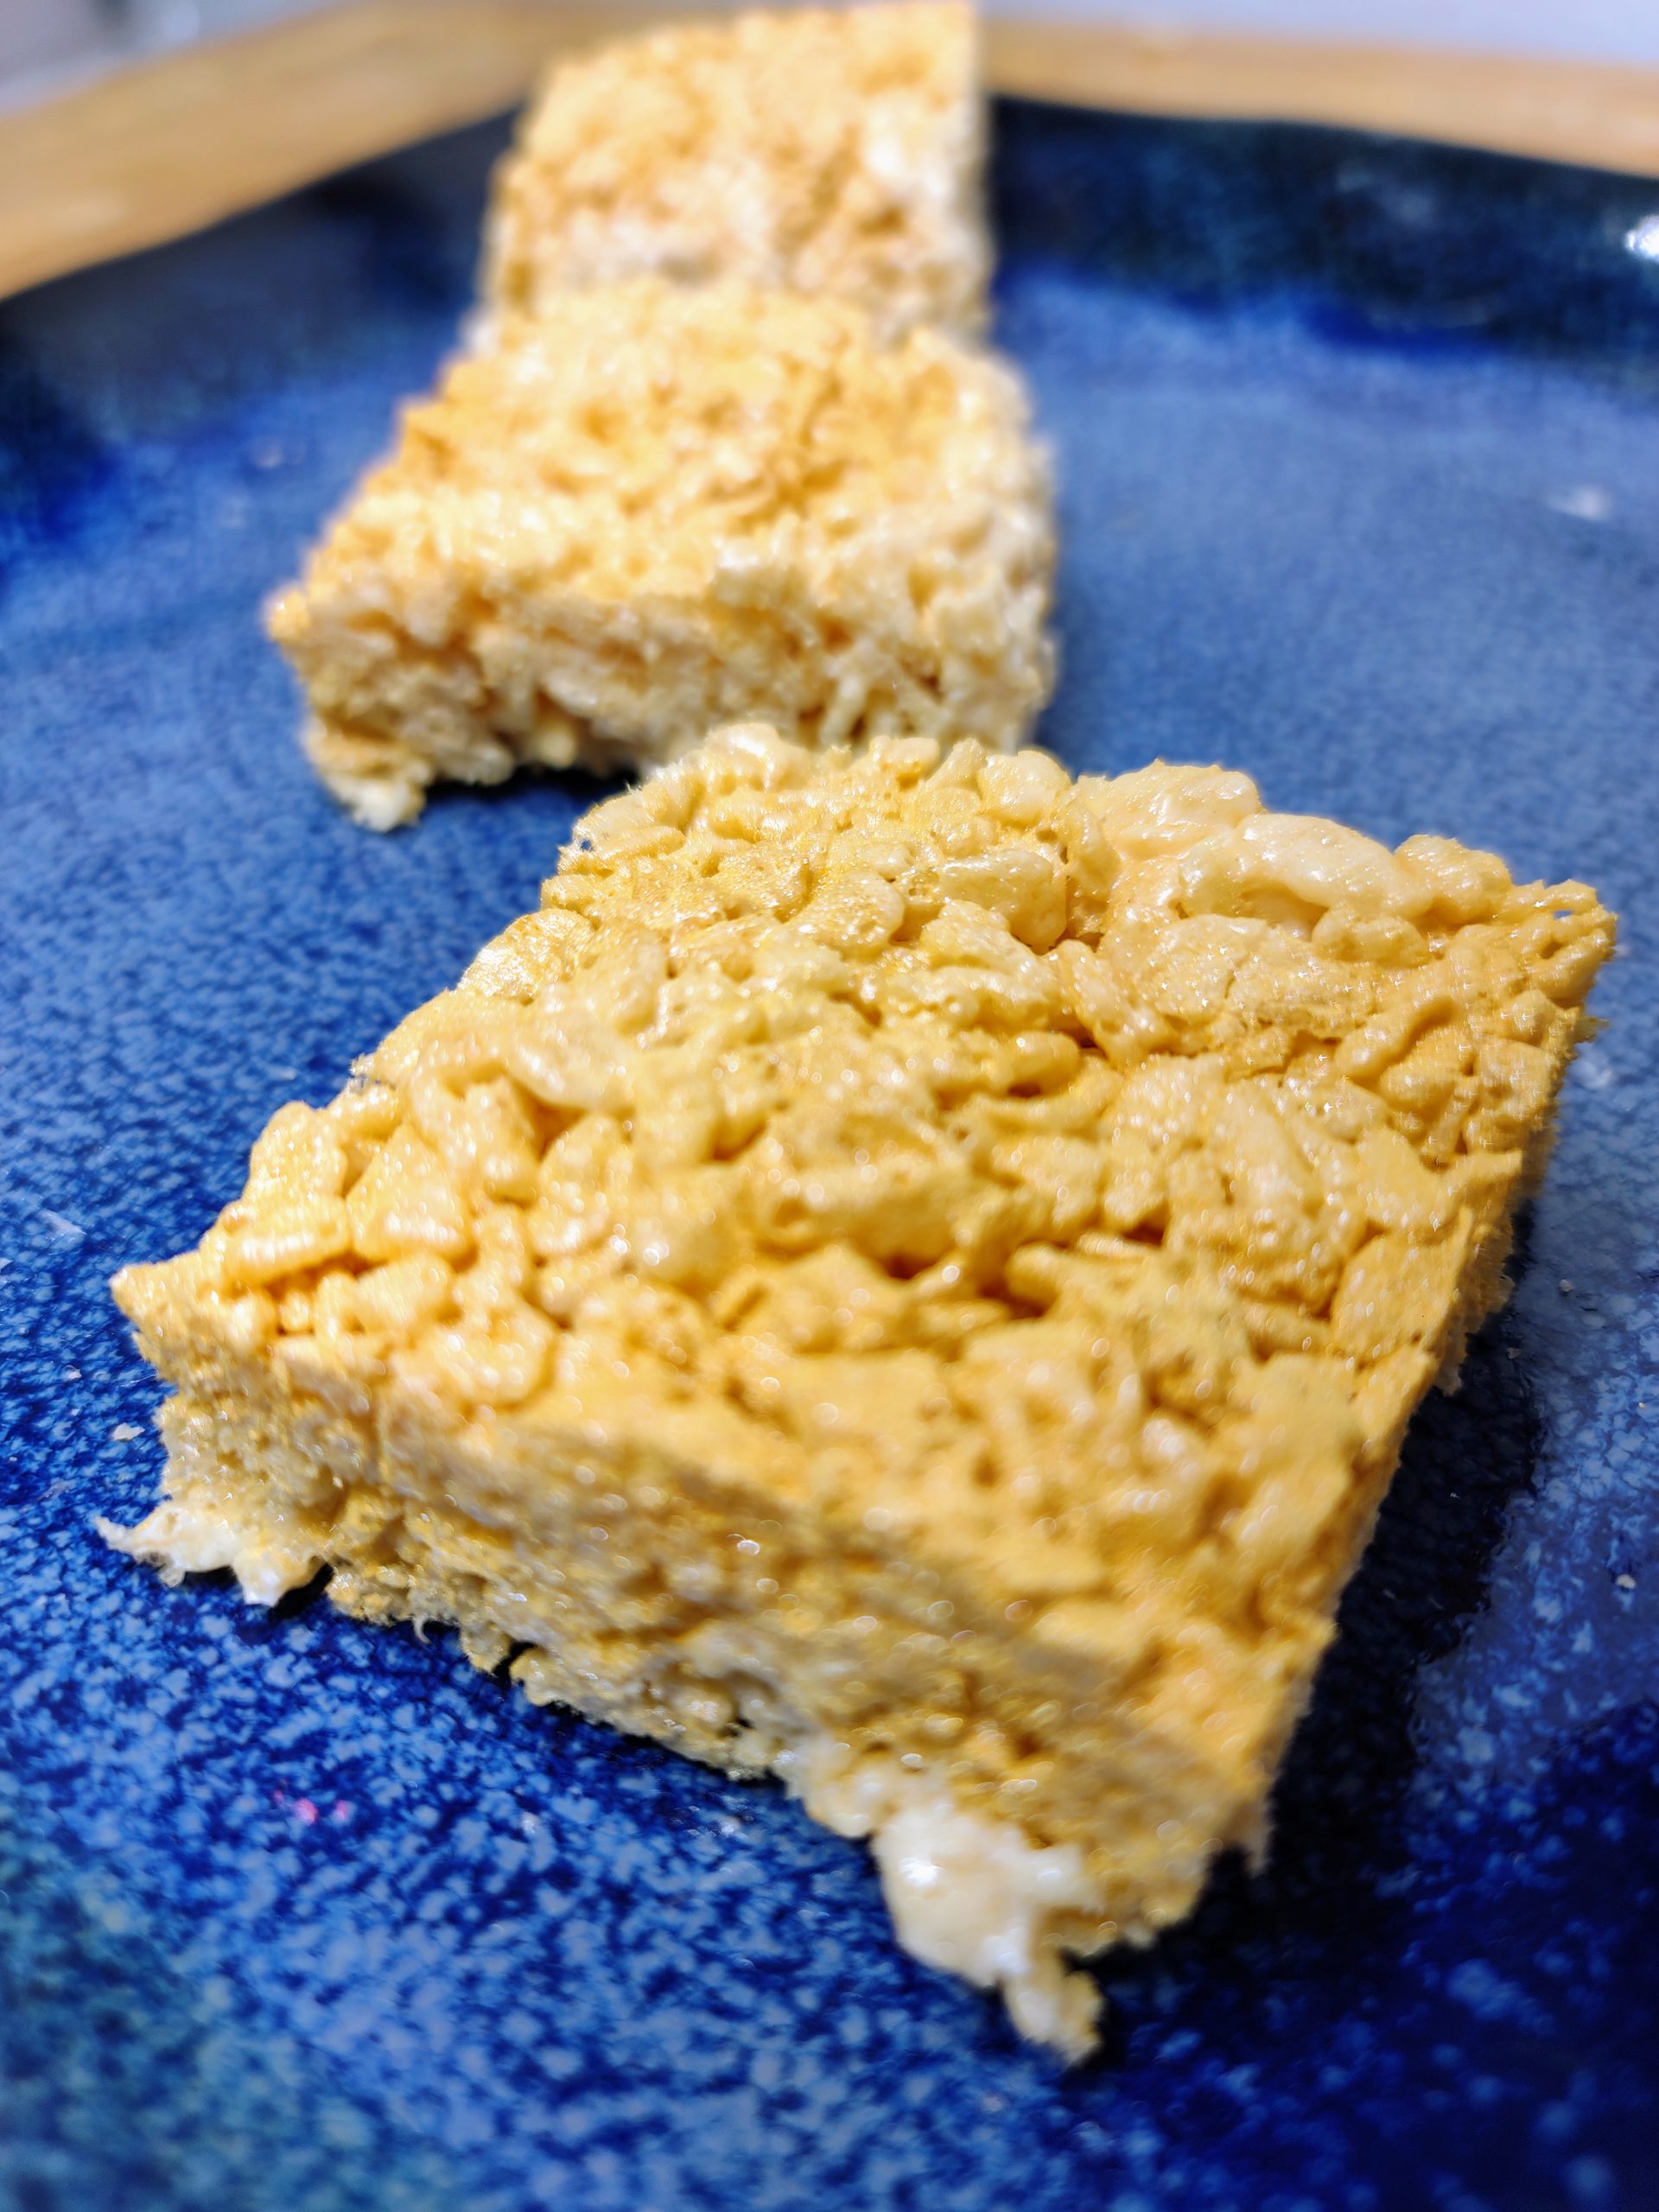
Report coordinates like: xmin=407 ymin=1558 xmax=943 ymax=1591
xmin=3 ymin=1 xmax=1659 ymax=303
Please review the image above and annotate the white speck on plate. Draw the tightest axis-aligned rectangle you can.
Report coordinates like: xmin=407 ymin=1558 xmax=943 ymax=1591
xmin=1574 ymin=1050 xmax=1616 ymax=1091
xmin=1545 ymin=484 xmax=1613 ymax=522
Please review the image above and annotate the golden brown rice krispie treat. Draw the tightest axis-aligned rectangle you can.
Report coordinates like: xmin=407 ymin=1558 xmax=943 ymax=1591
xmin=483 ymin=1 xmax=988 ymax=345
xmin=268 ymin=281 xmax=1054 ymax=830
xmin=106 ymin=730 xmax=1613 ymax=2053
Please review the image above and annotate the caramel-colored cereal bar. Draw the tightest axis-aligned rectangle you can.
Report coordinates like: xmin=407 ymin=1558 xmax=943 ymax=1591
xmin=484 ymin=1 xmax=988 ymax=345
xmin=107 ymin=730 xmax=1613 ymax=2052
xmin=268 ymin=283 xmax=1053 ymax=830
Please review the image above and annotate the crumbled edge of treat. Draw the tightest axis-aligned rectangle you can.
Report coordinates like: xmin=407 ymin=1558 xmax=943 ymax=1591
xmin=300 ymin=720 xmax=433 ymax=832
xmin=781 ymin=1737 xmax=1105 ymax=2056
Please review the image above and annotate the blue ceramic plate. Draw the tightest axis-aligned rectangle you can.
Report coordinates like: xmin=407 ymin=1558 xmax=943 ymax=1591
xmin=2 ymin=99 xmax=1656 ymax=2212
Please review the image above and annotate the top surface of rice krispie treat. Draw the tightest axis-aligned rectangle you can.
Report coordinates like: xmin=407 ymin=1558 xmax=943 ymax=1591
xmin=269 ymin=281 xmax=1053 ymax=827
xmin=484 ymin=0 xmax=988 ymax=344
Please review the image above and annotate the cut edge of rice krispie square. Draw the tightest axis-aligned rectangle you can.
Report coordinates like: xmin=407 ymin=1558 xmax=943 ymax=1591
xmin=105 ymin=728 xmax=1614 ymax=2054
xmin=267 ymin=280 xmax=1054 ymax=830
xmin=482 ymin=0 xmax=989 ymax=346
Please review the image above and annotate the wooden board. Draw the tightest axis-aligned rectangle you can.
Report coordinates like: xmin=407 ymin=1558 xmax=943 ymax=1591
xmin=3 ymin=1 xmax=1659 ymax=302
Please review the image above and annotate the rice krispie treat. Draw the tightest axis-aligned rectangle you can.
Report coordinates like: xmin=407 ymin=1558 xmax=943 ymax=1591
xmin=268 ymin=281 xmax=1054 ymax=829
xmin=107 ymin=730 xmax=1614 ymax=2053
xmin=483 ymin=0 xmax=988 ymax=345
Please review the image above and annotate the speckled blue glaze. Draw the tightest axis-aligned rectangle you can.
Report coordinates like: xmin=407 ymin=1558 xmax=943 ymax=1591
xmin=2 ymin=103 xmax=1656 ymax=2212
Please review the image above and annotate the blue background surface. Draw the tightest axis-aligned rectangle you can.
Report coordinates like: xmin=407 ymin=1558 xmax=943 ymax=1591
xmin=2 ymin=100 xmax=1656 ymax=2212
